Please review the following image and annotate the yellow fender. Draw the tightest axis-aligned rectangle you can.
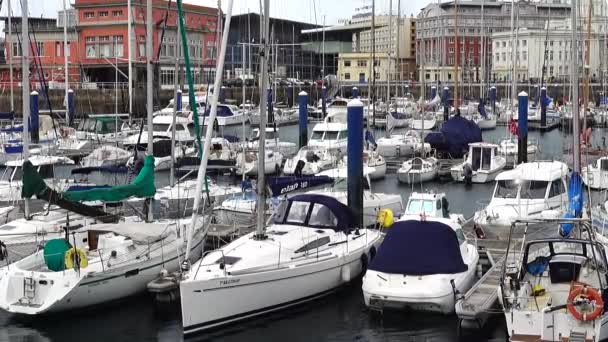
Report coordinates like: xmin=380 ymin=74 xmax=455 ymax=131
xmin=64 ymin=248 xmax=88 ymax=269
xmin=377 ymin=209 xmax=394 ymax=228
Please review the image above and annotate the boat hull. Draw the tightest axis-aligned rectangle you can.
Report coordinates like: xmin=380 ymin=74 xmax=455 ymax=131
xmin=397 ymin=170 xmax=437 ymax=184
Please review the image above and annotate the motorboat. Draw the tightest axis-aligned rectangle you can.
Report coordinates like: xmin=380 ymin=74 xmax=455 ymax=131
xmin=123 ymin=116 xmax=194 ymax=147
xmin=582 ymin=156 xmax=608 ymax=190
xmin=451 ymin=142 xmax=506 ymax=184
xmin=0 ymin=218 xmax=207 ymax=315
xmin=397 ymin=157 xmax=438 ymax=184
xmin=499 ymin=228 xmax=608 ymax=341
xmin=0 ymin=155 xmax=75 ymax=204
xmin=249 ymin=107 xmax=299 ymax=127
xmin=126 ymin=139 xmax=195 ymax=171
xmin=336 ymin=149 xmax=387 ymax=180
xmin=473 ymin=161 xmax=569 ymax=228
xmin=247 ymin=128 xmax=297 ymax=157
xmin=180 ymin=194 xmax=383 ymax=334
xmin=73 ymin=114 xmax=137 ymax=144
xmin=307 ymin=121 xmax=348 ymax=155
xmin=402 ymin=192 xmax=465 ymax=224
xmin=198 ymin=103 xmax=248 ymax=126
xmin=154 ymin=93 xmax=207 ymax=117
xmin=362 ymin=217 xmax=478 ymax=314
xmin=81 ymin=145 xmax=131 ymax=167
xmin=376 ymin=130 xmax=431 ymax=159
xmin=235 ymin=150 xmax=284 ymax=176
xmin=498 ymin=137 xmax=539 ymax=166
xmin=283 ymin=146 xmax=337 ymax=176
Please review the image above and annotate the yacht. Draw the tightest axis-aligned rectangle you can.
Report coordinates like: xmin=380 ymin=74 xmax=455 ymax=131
xmin=247 ymin=128 xmax=297 ymax=157
xmin=307 ymin=121 xmax=348 ymax=155
xmin=362 ymin=217 xmax=478 ymax=314
xmin=473 ymin=161 xmax=569 ymax=228
xmin=81 ymin=145 xmax=131 ymax=168
xmin=498 ymin=137 xmax=539 ymax=166
xmin=122 ymin=116 xmax=194 ymax=147
xmin=283 ymin=146 xmax=337 ymax=176
xmin=235 ymin=150 xmax=284 ymax=176
xmin=335 ymin=149 xmax=387 ymax=180
xmin=154 ymin=93 xmax=207 ymax=117
xmin=376 ymin=130 xmax=431 ymax=159
xmin=397 ymin=157 xmax=438 ymax=184
xmin=402 ymin=192 xmax=465 ymax=224
xmin=198 ymin=104 xmax=248 ymax=126
xmin=582 ymin=156 xmax=608 ymax=190
xmin=499 ymin=226 xmax=608 ymax=341
xmin=451 ymin=142 xmax=506 ymax=183
xmin=410 ymin=113 xmax=437 ymax=130
xmin=180 ymin=194 xmax=383 ymax=334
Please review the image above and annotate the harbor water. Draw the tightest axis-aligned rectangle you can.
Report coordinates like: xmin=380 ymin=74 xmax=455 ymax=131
xmin=0 ymin=122 xmax=604 ymax=342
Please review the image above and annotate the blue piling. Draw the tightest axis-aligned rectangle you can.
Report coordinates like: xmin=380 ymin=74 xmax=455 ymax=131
xmin=287 ymin=86 xmax=294 ymax=107
xmin=443 ymin=86 xmax=450 ymax=121
xmin=540 ymin=87 xmax=547 ymax=127
xmin=347 ymin=99 xmax=364 ymax=228
xmin=517 ymin=91 xmax=529 ymax=164
xmin=176 ymin=89 xmax=183 ymax=112
xmin=352 ymin=86 xmax=359 ymax=98
xmin=431 ymin=86 xmax=437 ymax=100
xmin=321 ymin=86 xmax=327 ymax=118
xmin=219 ymin=86 xmax=226 ymax=103
xmin=267 ymin=88 xmax=274 ymax=125
xmin=30 ymin=91 xmax=39 ymax=143
xmin=489 ymin=86 xmax=496 ymax=117
xmin=67 ymin=89 xmax=75 ymax=127
xmin=298 ymin=91 xmax=308 ymax=148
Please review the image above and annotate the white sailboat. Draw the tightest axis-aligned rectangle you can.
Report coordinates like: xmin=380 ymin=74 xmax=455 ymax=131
xmin=376 ymin=130 xmax=430 ymax=158
xmin=397 ymin=156 xmax=438 ymax=184
xmin=282 ymin=146 xmax=337 ymax=176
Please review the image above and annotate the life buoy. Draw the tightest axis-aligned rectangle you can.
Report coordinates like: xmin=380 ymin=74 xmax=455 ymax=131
xmin=64 ymin=248 xmax=88 ymax=269
xmin=567 ymin=283 xmax=604 ymax=321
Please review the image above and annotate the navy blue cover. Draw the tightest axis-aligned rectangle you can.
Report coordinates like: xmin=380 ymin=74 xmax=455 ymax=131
xmin=424 ymin=115 xmax=482 ymax=158
xmin=369 ymin=220 xmax=468 ymax=275
xmin=71 ymin=166 xmax=129 ymax=174
xmin=0 ymin=112 xmax=15 ymax=120
xmin=268 ymin=176 xmax=334 ymax=196
xmin=66 ymin=185 xmax=113 ymax=192
xmin=478 ymin=99 xmax=487 ymax=118
xmin=4 ymin=145 xmax=23 ymax=154
xmin=284 ymin=194 xmax=355 ymax=231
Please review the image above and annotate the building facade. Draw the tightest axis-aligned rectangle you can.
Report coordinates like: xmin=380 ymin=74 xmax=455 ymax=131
xmin=337 ymin=52 xmax=395 ymax=83
xmin=416 ymin=0 xmax=570 ymax=84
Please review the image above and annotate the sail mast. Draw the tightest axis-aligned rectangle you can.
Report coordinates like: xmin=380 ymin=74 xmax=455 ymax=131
xmin=454 ymin=0 xmax=459 ymax=109
xmin=571 ymin=0 xmax=580 ymax=173
xmin=7 ymin=0 xmax=13 ymax=113
xmin=583 ymin=0 xmax=592 ymax=133
xmin=63 ymin=0 xmax=69 ymax=123
xmin=128 ymin=0 xmax=133 ymax=125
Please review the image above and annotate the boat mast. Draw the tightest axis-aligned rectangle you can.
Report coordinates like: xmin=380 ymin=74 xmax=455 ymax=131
xmin=128 ymin=0 xmax=133 ymax=125
xmin=22 ymin=0 xmax=30 ymax=218
xmin=7 ymin=0 xmax=13 ymax=113
xmin=571 ymin=0 xmax=580 ymax=173
xmin=146 ymin=0 xmax=154 ymax=221
xmin=387 ymin=0 xmax=392 ymax=104
xmin=395 ymin=0 xmax=400 ymax=98
xmin=479 ymin=0 xmax=484 ymax=99
xmin=510 ymin=1 xmax=517 ymax=117
xmin=63 ymin=0 xmax=69 ymax=123
xmin=169 ymin=15 xmax=181 ymax=188
xmin=420 ymin=29 xmax=426 ymax=153
xmin=241 ymin=42 xmax=246 ymax=183
xmin=255 ymin=0 xmax=270 ymax=238
xmin=583 ymin=0 xmax=592 ymax=134
xmin=371 ymin=0 xmax=376 ymax=127
xmin=454 ymin=0 xmax=459 ymax=109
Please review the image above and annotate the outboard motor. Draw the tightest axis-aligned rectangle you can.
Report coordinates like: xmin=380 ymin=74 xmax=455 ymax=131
xmin=463 ymin=164 xmax=473 ymax=185
xmin=294 ymin=160 xmax=306 ymax=176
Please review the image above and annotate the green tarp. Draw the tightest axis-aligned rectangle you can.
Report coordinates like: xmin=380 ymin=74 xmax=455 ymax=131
xmin=62 ymin=155 xmax=156 ymax=202
xmin=43 ymin=238 xmax=70 ymax=272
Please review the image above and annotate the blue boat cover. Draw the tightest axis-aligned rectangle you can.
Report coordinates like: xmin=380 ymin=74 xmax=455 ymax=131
xmin=478 ymin=99 xmax=487 ymax=118
xmin=267 ymin=176 xmax=334 ymax=196
xmin=0 ymin=112 xmax=15 ymax=120
xmin=369 ymin=220 xmax=468 ymax=275
xmin=281 ymin=194 xmax=355 ymax=231
xmin=203 ymin=104 xmax=235 ymax=117
xmin=424 ymin=115 xmax=482 ymax=158
xmin=4 ymin=145 xmax=23 ymax=154
xmin=223 ymin=135 xmax=240 ymax=143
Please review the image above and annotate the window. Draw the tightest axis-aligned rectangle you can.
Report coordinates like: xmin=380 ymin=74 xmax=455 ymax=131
xmin=12 ymin=42 xmax=21 ymax=57
xmin=520 ymin=181 xmax=549 ymax=199
xmin=502 ymin=41 xmax=506 ymax=48
xmin=99 ymin=11 xmax=108 ymax=17
xmin=86 ymin=36 xmax=97 ymax=58
xmin=295 ymin=237 xmax=331 ymax=254
xmin=357 ymin=60 xmax=367 ymax=67
xmin=549 ymin=179 xmax=565 ymax=197
xmin=344 ymin=60 xmax=351 ymax=67
xmin=84 ymin=12 xmax=95 ymax=19
xmin=56 ymin=42 xmax=61 ymax=57
xmin=286 ymin=201 xmax=310 ymax=224
xmin=112 ymin=10 xmax=123 ymax=17
xmin=374 ymin=59 xmax=380 ymax=66
xmin=99 ymin=36 xmax=111 ymax=57
xmin=344 ymin=73 xmax=350 ymax=80
xmin=113 ymin=35 xmax=123 ymax=57
xmin=35 ymin=42 xmax=43 ymax=55
xmin=374 ymin=72 xmax=380 ymax=79
xmin=522 ymin=40 xmax=527 ymax=47
xmin=308 ymin=204 xmax=337 ymax=227
xmin=206 ymin=41 xmax=217 ymax=59
xmin=359 ymin=72 xmax=365 ymax=81
xmin=494 ymin=180 xmax=519 ymax=198
xmin=152 ymin=123 xmax=170 ymax=132
xmin=160 ymin=69 xmax=175 ymax=85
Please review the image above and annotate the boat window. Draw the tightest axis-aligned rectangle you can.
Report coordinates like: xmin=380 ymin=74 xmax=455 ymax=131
xmin=455 ymin=229 xmax=466 ymax=245
xmin=187 ymin=123 xmax=196 ymax=136
xmin=86 ymin=119 xmax=97 ymax=132
xmin=406 ymin=199 xmax=434 ymax=215
xmin=77 ymin=119 xmax=87 ymax=131
xmin=324 ymin=131 xmax=339 ymax=141
xmin=337 ymin=130 xmax=349 ymax=140
xmin=10 ymin=167 xmax=23 ymax=181
xmin=520 ymin=181 xmax=548 ymax=199
xmin=266 ymin=131 xmax=278 ymax=140
xmin=100 ymin=120 xmax=117 ymax=134
xmin=295 ymin=236 xmax=331 ymax=253
xmin=152 ymin=123 xmax=170 ymax=132
xmin=308 ymin=204 xmax=338 ymax=227
xmin=38 ymin=165 xmax=54 ymax=179
xmin=494 ymin=180 xmax=519 ymax=198
xmin=471 ymin=147 xmax=481 ymax=171
xmin=333 ymin=178 xmax=369 ymax=191
xmin=166 ymin=102 xmax=174 ymax=109
xmin=601 ymin=159 xmax=608 ymax=171
xmin=481 ymin=148 xmax=492 ymax=170
xmin=214 ymin=255 xmax=241 ymax=266
xmin=310 ymin=131 xmax=324 ymax=140
xmin=549 ymin=179 xmax=565 ymax=198
xmin=285 ymin=201 xmax=310 ymax=224
xmin=174 ymin=124 xmax=186 ymax=131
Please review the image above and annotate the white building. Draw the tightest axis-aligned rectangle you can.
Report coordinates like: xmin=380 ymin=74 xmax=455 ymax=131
xmin=491 ymin=18 xmax=604 ymax=82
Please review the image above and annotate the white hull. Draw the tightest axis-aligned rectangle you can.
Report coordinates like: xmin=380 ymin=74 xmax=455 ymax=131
xmin=180 ymin=241 xmax=379 ymax=334
xmin=410 ymin=119 xmax=436 ymax=130
xmin=397 ymin=169 xmax=437 ymax=184
xmin=476 ymin=117 xmax=496 ymax=130
xmin=583 ymin=168 xmax=608 ymax=190
xmin=451 ymin=165 xmax=504 ymax=183
xmin=201 ymin=113 xmax=248 ymax=126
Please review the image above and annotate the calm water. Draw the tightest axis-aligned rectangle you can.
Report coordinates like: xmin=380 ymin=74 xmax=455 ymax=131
xmin=0 ymin=122 xmax=602 ymax=342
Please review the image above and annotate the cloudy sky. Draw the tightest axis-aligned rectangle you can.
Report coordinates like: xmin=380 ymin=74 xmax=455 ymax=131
xmin=2 ymin=0 xmax=429 ymax=25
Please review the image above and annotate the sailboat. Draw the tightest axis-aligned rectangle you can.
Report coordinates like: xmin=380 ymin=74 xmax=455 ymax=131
xmin=179 ymin=2 xmax=382 ymax=334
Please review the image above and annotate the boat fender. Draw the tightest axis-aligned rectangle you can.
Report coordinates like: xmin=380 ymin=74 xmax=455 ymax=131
xmin=64 ymin=248 xmax=88 ymax=269
xmin=567 ymin=283 xmax=604 ymax=321
xmin=377 ymin=209 xmax=394 ymax=228
xmin=369 ymin=246 xmax=376 ymax=261
xmin=463 ymin=164 xmax=473 ymax=184
xmin=341 ymin=265 xmax=351 ymax=283
xmin=0 ymin=240 xmax=7 ymax=261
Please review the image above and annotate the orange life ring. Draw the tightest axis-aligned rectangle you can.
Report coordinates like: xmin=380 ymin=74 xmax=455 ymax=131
xmin=567 ymin=283 xmax=604 ymax=321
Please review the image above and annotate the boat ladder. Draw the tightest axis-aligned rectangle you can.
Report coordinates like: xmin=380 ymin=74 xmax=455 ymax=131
xmin=22 ymin=277 xmax=36 ymax=303
xmin=568 ymin=331 xmax=587 ymax=342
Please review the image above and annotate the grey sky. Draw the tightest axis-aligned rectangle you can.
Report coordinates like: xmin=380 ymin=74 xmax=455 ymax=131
xmin=2 ymin=0 xmax=428 ymax=25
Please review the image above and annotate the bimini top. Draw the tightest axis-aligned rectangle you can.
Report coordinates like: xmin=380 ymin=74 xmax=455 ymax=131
xmin=496 ymin=161 xmax=568 ymax=182
xmin=275 ymin=193 xmax=355 ymax=231
xmin=369 ymin=219 xmax=467 ymax=275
